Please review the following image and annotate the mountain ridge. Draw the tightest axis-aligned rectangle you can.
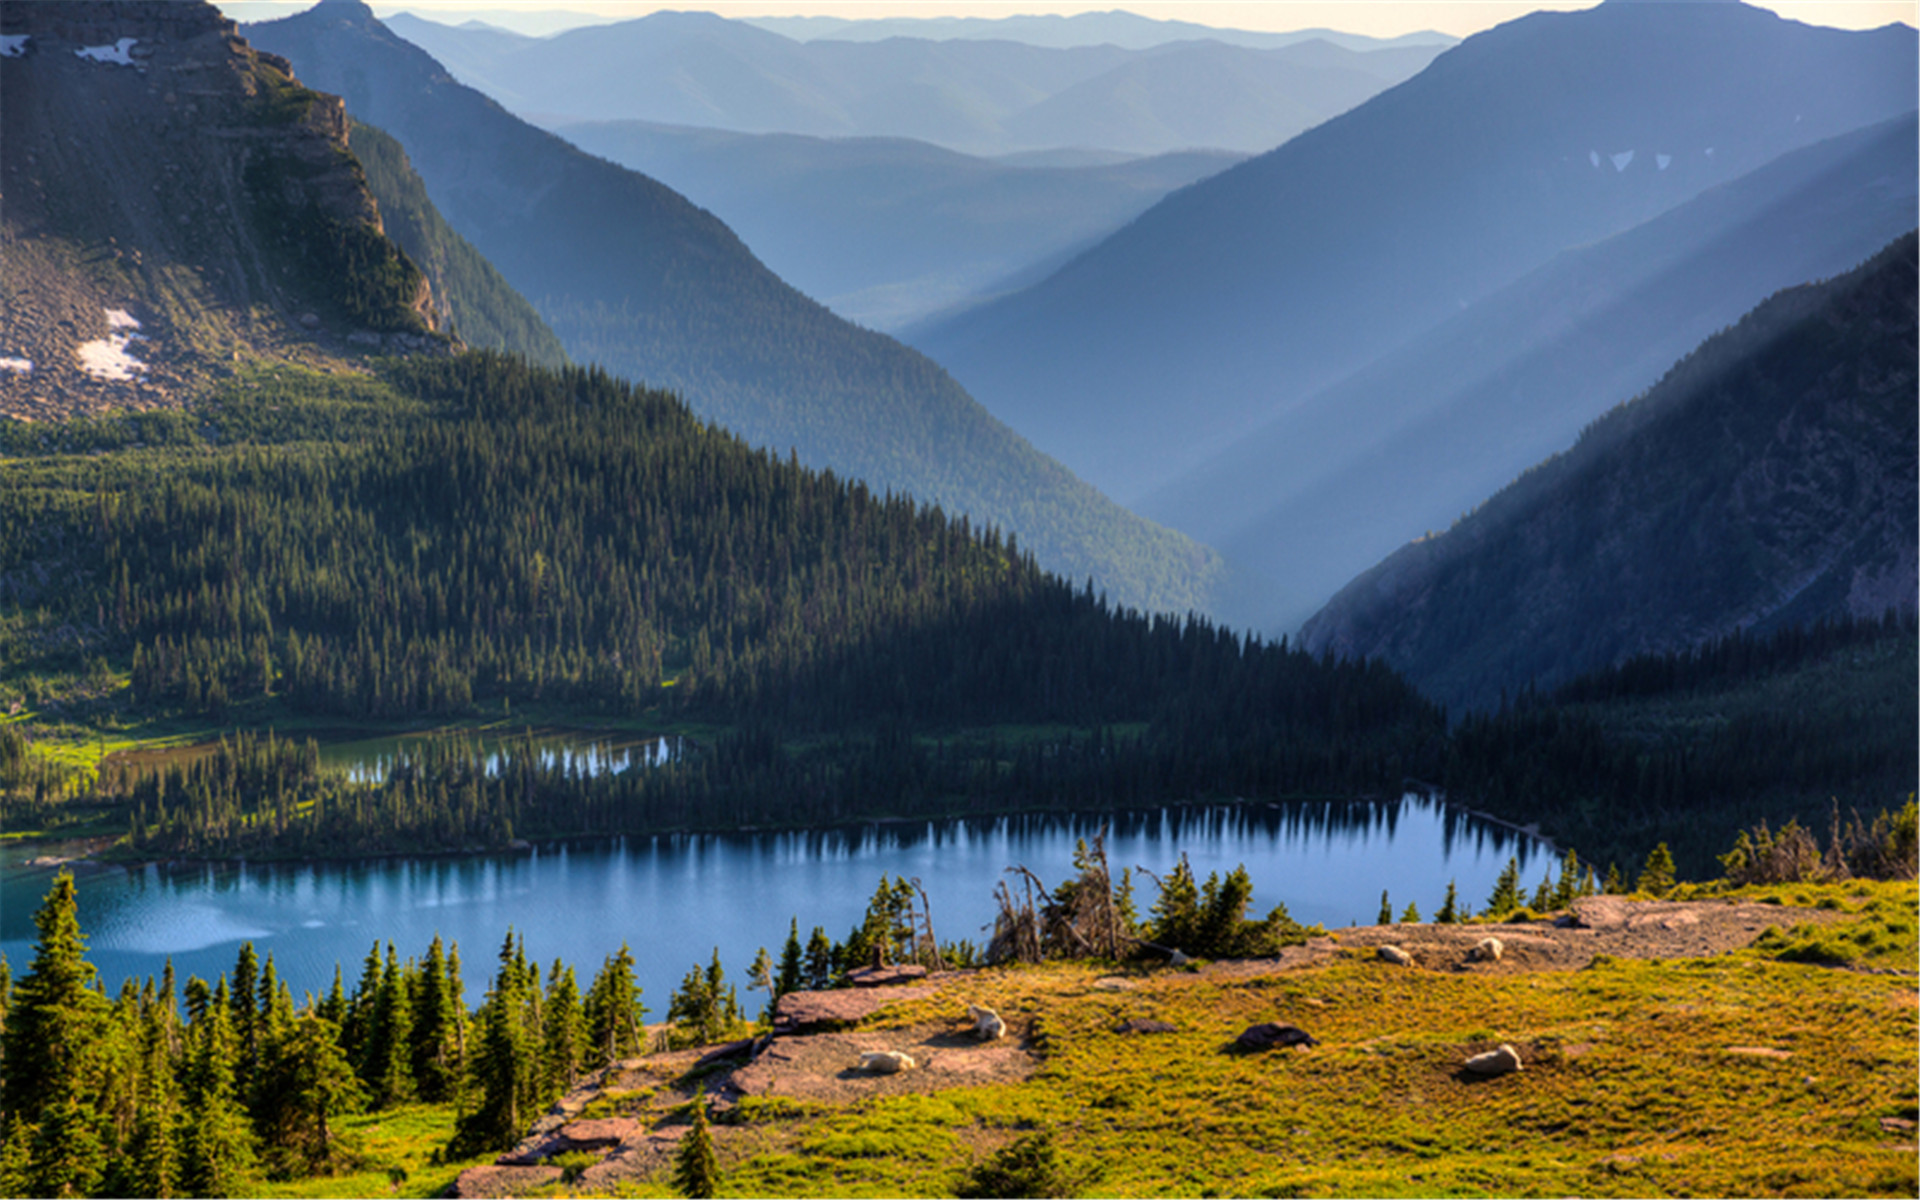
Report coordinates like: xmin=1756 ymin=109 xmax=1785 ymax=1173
xmin=1300 ymin=233 xmax=1919 ymax=713
xmin=247 ymin=0 xmax=1243 ymax=622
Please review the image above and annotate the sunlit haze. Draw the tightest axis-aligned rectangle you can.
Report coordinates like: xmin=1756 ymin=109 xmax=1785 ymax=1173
xmin=215 ymin=0 xmax=1918 ymax=38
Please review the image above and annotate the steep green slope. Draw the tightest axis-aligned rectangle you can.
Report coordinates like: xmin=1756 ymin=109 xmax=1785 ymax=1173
xmin=348 ymin=121 xmax=567 ymax=367
xmin=1303 ymin=234 xmax=1918 ymax=713
xmin=0 ymin=354 xmax=1441 ymax=857
xmin=246 ymin=0 xmax=1238 ymax=622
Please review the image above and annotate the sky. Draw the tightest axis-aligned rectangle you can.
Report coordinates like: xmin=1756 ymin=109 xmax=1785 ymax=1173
xmin=218 ymin=0 xmax=1918 ymax=39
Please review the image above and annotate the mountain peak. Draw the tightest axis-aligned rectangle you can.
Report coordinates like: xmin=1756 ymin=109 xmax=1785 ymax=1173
xmin=311 ymin=0 xmax=379 ymax=19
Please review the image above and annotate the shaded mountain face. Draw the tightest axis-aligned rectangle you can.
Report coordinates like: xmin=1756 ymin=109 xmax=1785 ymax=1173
xmin=347 ymin=121 xmax=568 ymax=367
xmin=1300 ymin=234 xmax=1919 ymax=715
xmin=544 ymin=119 xmax=1240 ymax=332
xmin=246 ymin=0 xmax=1240 ymax=622
xmin=1145 ymin=113 xmax=1920 ymax=632
xmin=382 ymin=11 xmax=1446 ymax=157
xmin=912 ymin=1 xmax=1918 ymax=507
xmin=0 ymin=0 xmax=440 ymax=420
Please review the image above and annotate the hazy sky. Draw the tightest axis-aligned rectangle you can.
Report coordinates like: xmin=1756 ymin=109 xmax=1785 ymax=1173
xmin=220 ymin=0 xmax=1917 ymax=38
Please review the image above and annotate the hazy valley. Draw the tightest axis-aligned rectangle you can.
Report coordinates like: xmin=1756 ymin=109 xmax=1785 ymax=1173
xmin=0 ymin=1 xmax=1913 ymax=1197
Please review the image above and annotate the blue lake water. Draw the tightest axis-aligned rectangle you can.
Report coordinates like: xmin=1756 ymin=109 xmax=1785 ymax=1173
xmin=1 ymin=795 xmax=1546 ymax=1010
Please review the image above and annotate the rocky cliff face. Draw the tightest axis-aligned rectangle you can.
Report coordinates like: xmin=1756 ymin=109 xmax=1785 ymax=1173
xmin=1300 ymin=234 xmax=1919 ymax=713
xmin=0 ymin=0 xmax=439 ymax=419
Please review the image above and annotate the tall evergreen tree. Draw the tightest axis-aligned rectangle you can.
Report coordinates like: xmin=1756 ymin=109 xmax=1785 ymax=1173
xmin=411 ymin=935 xmax=462 ymax=1103
xmin=0 ymin=872 xmax=112 ymax=1198
xmin=776 ymin=919 xmax=804 ymax=998
xmin=583 ymin=944 xmax=646 ymax=1067
xmin=541 ymin=961 xmax=586 ymax=1098
xmin=182 ymin=990 xmax=257 ymax=1197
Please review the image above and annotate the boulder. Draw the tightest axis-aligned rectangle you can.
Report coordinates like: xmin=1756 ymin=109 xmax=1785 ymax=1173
xmin=774 ymin=989 xmax=886 ymax=1032
xmin=1233 ymin=1022 xmax=1318 ymax=1052
xmin=1570 ymin=896 xmax=1630 ymax=931
xmin=1114 ymin=1018 xmax=1178 ymax=1035
xmin=1463 ymin=1043 xmax=1523 ymax=1076
xmin=1377 ymin=945 xmax=1413 ymax=966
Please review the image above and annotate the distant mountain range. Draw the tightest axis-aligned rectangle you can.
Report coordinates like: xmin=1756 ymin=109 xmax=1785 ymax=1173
xmin=1144 ymin=113 xmax=1920 ymax=631
xmin=739 ymin=11 xmax=1456 ymax=53
xmin=543 ymin=119 xmax=1239 ymax=331
xmin=247 ymin=0 xmax=1242 ymax=621
xmin=1302 ymin=233 xmax=1918 ymax=714
xmin=381 ymin=10 xmax=1447 ymax=156
xmin=0 ymin=0 xmax=441 ymax=420
xmin=912 ymin=0 xmax=1917 ymax=604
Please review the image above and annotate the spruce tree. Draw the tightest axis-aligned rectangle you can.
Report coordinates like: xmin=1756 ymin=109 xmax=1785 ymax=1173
xmin=802 ymin=927 xmax=834 ymax=991
xmin=583 ymin=944 xmax=646 ymax=1067
xmin=271 ymin=1010 xmax=364 ymax=1176
xmin=776 ymin=919 xmax=804 ymax=997
xmin=1399 ymin=901 xmax=1421 ymax=923
xmin=183 ymin=994 xmax=257 ymax=1197
xmin=0 ymin=872 xmax=112 ymax=1198
xmin=1376 ymin=891 xmax=1392 ymax=925
xmin=1435 ymin=881 xmax=1461 ymax=924
xmin=541 ymin=962 xmax=586 ymax=1098
xmin=672 ymin=1088 xmax=719 ymax=1199
xmin=411 ymin=935 xmax=461 ymax=1103
xmin=1485 ymin=857 xmax=1523 ymax=917
xmin=1637 ymin=843 xmax=1677 ymax=896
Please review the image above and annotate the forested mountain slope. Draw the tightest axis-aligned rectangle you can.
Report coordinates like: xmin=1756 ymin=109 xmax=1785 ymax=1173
xmin=915 ymin=0 xmax=1918 ymax=506
xmin=0 ymin=355 xmax=1442 ymax=856
xmin=247 ymin=0 xmax=1238 ymax=622
xmin=382 ymin=10 xmax=1446 ymax=157
xmin=0 ymin=0 xmax=442 ymax=421
xmin=544 ymin=119 xmax=1238 ymax=332
xmin=347 ymin=121 xmax=568 ymax=367
xmin=1146 ymin=113 xmax=1919 ymax=630
xmin=1302 ymin=234 xmax=1919 ymax=715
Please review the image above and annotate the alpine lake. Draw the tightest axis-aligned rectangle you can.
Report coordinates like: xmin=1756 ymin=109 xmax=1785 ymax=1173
xmin=2 ymin=727 xmax=1549 ymax=1007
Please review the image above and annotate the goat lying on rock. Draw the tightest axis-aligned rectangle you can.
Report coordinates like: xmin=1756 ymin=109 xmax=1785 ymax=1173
xmin=857 ymin=1050 xmax=916 ymax=1075
xmin=1467 ymin=937 xmax=1504 ymax=964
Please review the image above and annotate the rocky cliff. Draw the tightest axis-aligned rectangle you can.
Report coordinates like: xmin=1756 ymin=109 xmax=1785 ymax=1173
xmin=0 ymin=0 xmax=441 ymax=419
xmin=1300 ymin=234 xmax=1919 ymax=713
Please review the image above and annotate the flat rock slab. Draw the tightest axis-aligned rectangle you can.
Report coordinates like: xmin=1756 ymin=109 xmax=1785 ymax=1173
xmin=1571 ymin=896 xmax=1631 ymax=930
xmin=730 ymin=1023 xmax=1036 ymax=1103
xmin=845 ymin=964 xmax=929 ymax=988
xmin=1724 ymin=1046 xmax=1794 ymax=1060
xmin=773 ymin=983 xmax=938 ymax=1032
xmin=451 ymin=1165 xmax=563 ymax=1198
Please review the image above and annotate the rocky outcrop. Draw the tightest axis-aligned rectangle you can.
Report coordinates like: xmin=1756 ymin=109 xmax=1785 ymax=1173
xmin=0 ymin=0 xmax=440 ymax=418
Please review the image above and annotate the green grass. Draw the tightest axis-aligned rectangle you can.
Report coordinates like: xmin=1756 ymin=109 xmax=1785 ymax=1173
xmin=250 ymin=1103 xmax=492 ymax=1199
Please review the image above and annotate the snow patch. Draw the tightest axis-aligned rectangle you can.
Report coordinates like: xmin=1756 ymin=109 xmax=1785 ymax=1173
xmin=0 ymin=35 xmax=29 ymax=58
xmin=1656 ymin=154 xmax=1672 ymax=171
xmin=0 ymin=357 xmax=32 ymax=373
xmin=1589 ymin=150 xmax=1600 ymax=168
xmin=75 ymin=308 xmax=148 ymax=381
xmin=1610 ymin=150 xmax=1635 ymax=172
xmin=75 ymin=37 xmax=138 ymax=66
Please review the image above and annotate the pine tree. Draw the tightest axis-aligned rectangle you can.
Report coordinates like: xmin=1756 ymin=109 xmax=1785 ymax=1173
xmin=450 ymin=936 xmax=535 ymax=1156
xmin=269 ymin=1009 xmax=364 ymax=1176
xmin=672 ymin=1088 xmax=719 ymax=1199
xmin=1637 ymin=843 xmax=1677 ymax=897
xmin=183 ymin=991 xmax=257 ymax=1197
xmin=1399 ymin=901 xmax=1421 ymax=924
xmin=541 ymin=962 xmax=586 ymax=1098
xmin=0 ymin=872 xmax=112 ymax=1198
xmin=1603 ymin=862 xmax=1625 ymax=894
xmin=411 ymin=935 xmax=462 ymax=1103
xmin=1485 ymin=857 xmax=1522 ymax=917
xmin=583 ymin=944 xmax=646 ymax=1067
xmin=802 ymin=927 xmax=834 ymax=991
xmin=776 ymin=919 xmax=804 ymax=998
xmin=370 ymin=944 xmax=416 ymax=1107
xmin=1376 ymin=891 xmax=1392 ymax=925
xmin=1436 ymin=881 xmax=1462 ymax=924
xmin=1549 ymin=849 xmax=1584 ymax=910
xmin=745 ymin=947 xmax=775 ymax=1025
